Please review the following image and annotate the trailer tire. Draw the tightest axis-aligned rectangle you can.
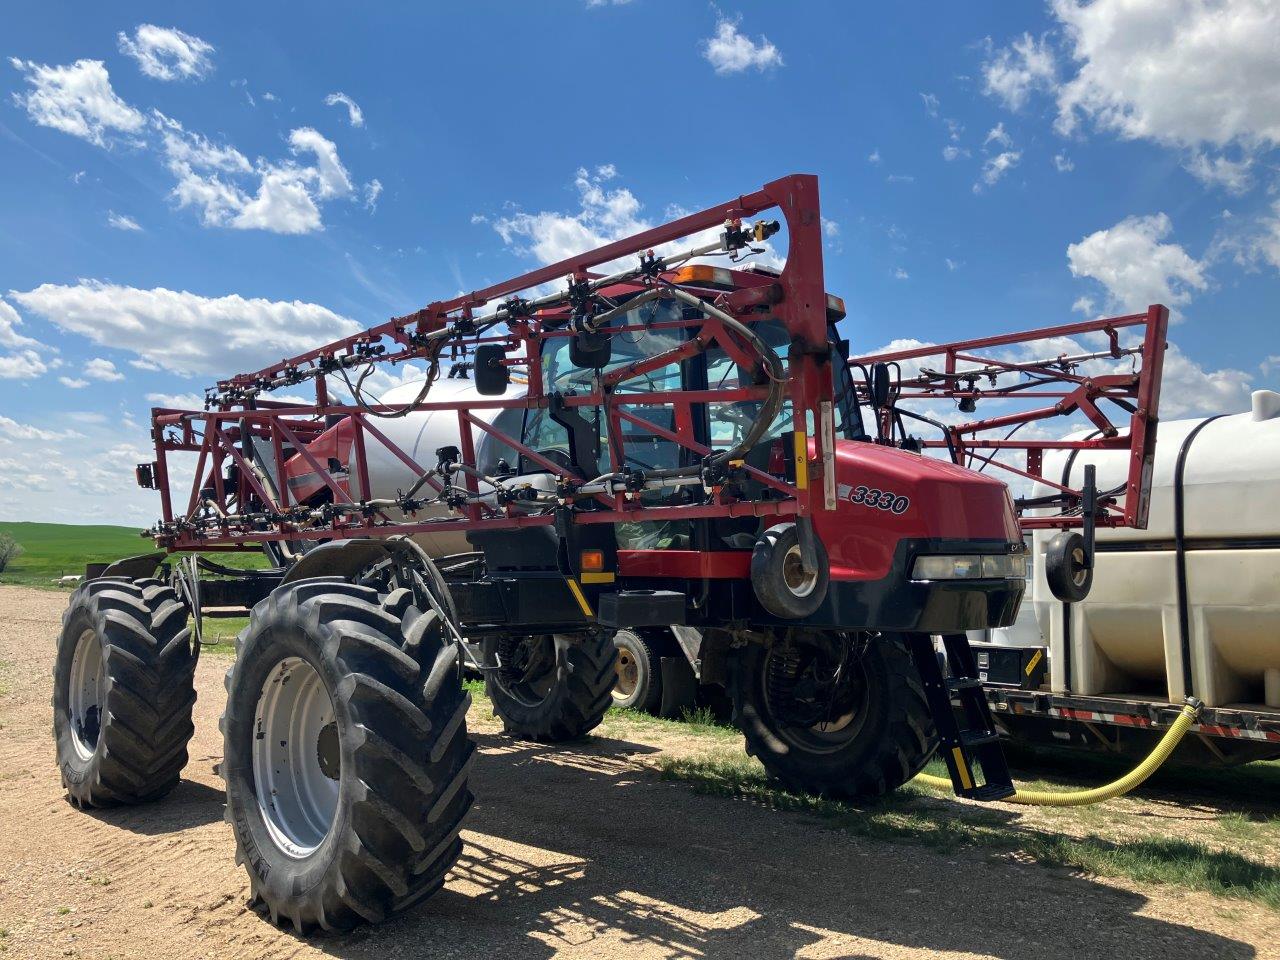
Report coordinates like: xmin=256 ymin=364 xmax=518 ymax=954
xmin=484 ymin=632 xmax=617 ymax=742
xmin=728 ymin=633 xmax=936 ymax=801
xmin=220 ymin=578 xmax=474 ymax=932
xmin=54 ymin=577 xmax=197 ymax=807
xmin=751 ymin=523 xmax=830 ymax=619
xmin=611 ymin=629 xmax=664 ymax=713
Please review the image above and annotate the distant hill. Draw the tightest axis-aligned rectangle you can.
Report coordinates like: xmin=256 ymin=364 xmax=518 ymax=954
xmin=0 ymin=522 xmax=267 ymax=588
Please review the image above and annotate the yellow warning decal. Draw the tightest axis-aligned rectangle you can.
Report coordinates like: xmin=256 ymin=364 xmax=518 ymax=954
xmin=1025 ymin=649 xmax=1044 ymax=676
xmin=580 ymin=571 xmax=615 ymax=585
xmin=951 ymin=747 xmax=974 ymax=791
xmin=566 ymin=578 xmax=594 ymax=617
xmin=793 ymin=431 xmax=809 ymax=489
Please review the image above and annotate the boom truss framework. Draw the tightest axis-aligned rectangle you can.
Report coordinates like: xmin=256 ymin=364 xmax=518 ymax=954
xmin=139 ymin=173 xmax=1168 ymax=552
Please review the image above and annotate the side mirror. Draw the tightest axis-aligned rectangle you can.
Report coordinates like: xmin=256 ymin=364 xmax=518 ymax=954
xmin=870 ymin=362 xmax=892 ymax=409
xmin=473 ymin=344 xmax=510 ymax=396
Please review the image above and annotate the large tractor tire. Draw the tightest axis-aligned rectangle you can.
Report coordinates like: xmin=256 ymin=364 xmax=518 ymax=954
xmin=483 ymin=632 xmax=617 ymax=742
xmin=220 ymin=578 xmax=474 ymax=932
xmin=53 ymin=577 xmax=197 ymax=807
xmin=728 ymin=632 xmax=937 ymax=801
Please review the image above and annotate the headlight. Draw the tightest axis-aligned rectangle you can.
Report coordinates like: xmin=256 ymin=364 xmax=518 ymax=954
xmin=911 ymin=553 xmax=1026 ymax=580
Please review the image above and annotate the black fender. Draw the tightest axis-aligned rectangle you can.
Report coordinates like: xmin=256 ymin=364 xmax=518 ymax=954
xmin=97 ymin=552 xmax=166 ymax=581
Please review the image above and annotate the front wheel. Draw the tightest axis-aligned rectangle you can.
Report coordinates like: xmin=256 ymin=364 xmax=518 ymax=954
xmin=483 ymin=632 xmax=617 ymax=742
xmin=220 ymin=578 xmax=474 ymax=931
xmin=53 ymin=577 xmax=197 ymax=807
xmin=728 ymin=632 xmax=937 ymax=801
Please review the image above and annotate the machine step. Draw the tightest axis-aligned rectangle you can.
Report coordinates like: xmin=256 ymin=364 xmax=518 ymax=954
xmin=905 ymin=632 xmax=1016 ymax=801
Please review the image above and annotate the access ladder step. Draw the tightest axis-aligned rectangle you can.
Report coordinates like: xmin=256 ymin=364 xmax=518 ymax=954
xmin=904 ymin=632 xmax=1016 ymax=802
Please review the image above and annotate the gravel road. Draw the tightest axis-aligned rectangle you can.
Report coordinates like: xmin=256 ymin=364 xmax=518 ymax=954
xmin=0 ymin=585 xmax=1274 ymax=959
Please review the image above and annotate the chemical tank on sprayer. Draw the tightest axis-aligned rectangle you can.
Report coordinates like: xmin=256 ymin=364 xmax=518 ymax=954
xmin=1029 ymin=389 xmax=1280 ymax=711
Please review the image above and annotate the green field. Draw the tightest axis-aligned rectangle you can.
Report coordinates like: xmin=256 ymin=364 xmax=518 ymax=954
xmin=0 ymin=521 xmax=269 ymax=588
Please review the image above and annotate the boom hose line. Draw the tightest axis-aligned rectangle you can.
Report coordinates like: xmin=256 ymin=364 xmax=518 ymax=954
xmin=913 ymin=699 xmax=1201 ymax=807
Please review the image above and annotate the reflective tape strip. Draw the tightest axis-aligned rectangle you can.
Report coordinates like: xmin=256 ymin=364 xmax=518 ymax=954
xmin=1024 ymin=649 xmax=1044 ymax=677
xmin=793 ymin=431 xmax=809 ymax=490
xmin=580 ymin=571 xmax=615 ymax=585
xmin=951 ymin=747 xmax=974 ymax=791
xmin=566 ymin=578 xmax=593 ymax=617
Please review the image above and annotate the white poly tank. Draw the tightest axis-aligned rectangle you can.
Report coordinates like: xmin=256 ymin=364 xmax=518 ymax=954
xmin=1030 ymin=390 xmax=1280 ymax=709
xmin=356 ymin=377 xmax=529 ymax=558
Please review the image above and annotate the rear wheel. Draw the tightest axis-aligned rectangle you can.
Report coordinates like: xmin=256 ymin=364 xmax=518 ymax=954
xmin=483 ymin=632 xmax=617 ymax=742
xmin=728 ymin=632 xmax=937 ymax=800
xmin=610 ymin=629 xmax=664 ymax=713
xmin=53 ymin=577 xmax=197 ymax=807
xmin=220 ymin=578 xmax=474 ymax=931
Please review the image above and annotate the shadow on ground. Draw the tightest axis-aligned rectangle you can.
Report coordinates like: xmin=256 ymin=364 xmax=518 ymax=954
xmin=258 ymin=730 xmax=1255 ymax=960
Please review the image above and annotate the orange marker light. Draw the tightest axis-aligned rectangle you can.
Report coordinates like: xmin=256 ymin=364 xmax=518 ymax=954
xmin=580 ymin=549 xmax=605 ymax=572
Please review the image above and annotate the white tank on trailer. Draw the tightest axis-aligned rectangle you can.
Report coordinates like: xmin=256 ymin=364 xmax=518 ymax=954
xmin=1030 ymin=389 xmax=1280 ymax=709
xmin=350 ymin=376 xmax=530 ymax=558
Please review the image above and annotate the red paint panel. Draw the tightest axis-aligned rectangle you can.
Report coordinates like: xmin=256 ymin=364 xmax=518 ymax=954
xmin=618 ymin=550 xmax=752 ymax=579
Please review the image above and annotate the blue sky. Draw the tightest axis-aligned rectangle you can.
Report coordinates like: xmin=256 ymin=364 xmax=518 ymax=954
xmin=2 ymin=1 xmax=1279 ymax=524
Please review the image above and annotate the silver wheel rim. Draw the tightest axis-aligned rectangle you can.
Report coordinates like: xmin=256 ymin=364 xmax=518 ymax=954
xmin=252 ymin=657 xmax=340 ymax=858
xmin=68 ymin=628 xmax=105 ymax=761
xmin=782 ymin=544 xmax=818 ymax=599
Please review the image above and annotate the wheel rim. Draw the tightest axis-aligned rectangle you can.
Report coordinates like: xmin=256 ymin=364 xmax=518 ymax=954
xmin=1070 ymin=546 xmax=1088 ymax=587
xmin=761 ymin=641 xmax=871 ymax=755
xmin=496 ymin=635 xmax=558 ymax=706
xmin=68 ymin=628 xmax=105 ymax=761
xmin=781 ymin=544 xmax=818 ymax=599
xmin=614 ymin=647 xmax=639 ymax=702
xmin=252 ymin=657 xmax=340 ymax=858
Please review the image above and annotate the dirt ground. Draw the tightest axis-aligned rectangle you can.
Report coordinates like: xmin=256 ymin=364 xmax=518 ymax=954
xmin=1 ymin=585 xmax=1276 ymax=960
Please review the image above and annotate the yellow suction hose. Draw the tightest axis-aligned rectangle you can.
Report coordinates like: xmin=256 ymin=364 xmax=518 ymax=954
xmin=914 ymin=698 xmax=1203 ymax=806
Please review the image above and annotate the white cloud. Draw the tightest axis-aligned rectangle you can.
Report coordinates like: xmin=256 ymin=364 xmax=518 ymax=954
xmin=702 ymin=17 xmax=783 ymax=75
xmin=886 ymin=173 xmax=914 ymax=184
xmin=493 ymin=166 xmax=782 ymax=276
xmin=982 ymin=32 xmax=1056 ymax=111
xmin=1159 ymin=343 xmax=1253 ymax=417
xmin=154 ymin=115 xmax=352 ymax=234
xmin=0 ymin=416 xmax=82 ymax=442
xmin=941 ymin=145 xmax=969 ymax=162
xmin=117 ymin=24 xmax=214 ymax=82
xmin=920 ymin=92 xmax=940 ymax=117
xmin=0 ymin=351 xmax=50 ymax=379
xmin=0 ymin=299 xmax=39 ymax=350
xmin=59 ymin=376 xmax=89 ymax=389
xmin=974 ymin=151 xmax=1021 ymax=192
xmin=324 ymin=92 xmax=365 ymax=127
xmin=83 ymin=357 xmax=124 ymax=382
xmin=1066 ymin=213 xmax=1208 ymax=318
xmin=945 ymin=258 xmax=960 ymax=271
xmin=107 ymin=211 xmax=142 ymax=231
xmin=984 ymin=122 xmax=1013 ymax=148
xmin=145 ymin=391 xmax=204 ymax=409
xmin=128 ymin=357 xmax=161 ymax=371
xmin=364 ymin=178 xmax=383 ymax=211
xmin=1053 ymin=0 xmax=1280 ymax=150
xmin=893 ymin=267 xmax=909 ymax=280
xmin=10 ymin=281 xmax=361 ymax=377
xmin=1234 ymin=198 xmax=1280 ymax=273
xmin=1183 ymin=151 xmax=1253 ymax=195
xmin=9 ymin=58 xmax=146 ymax=147
xmin=867 ymin=149 xmax=881 ymax=164
xmin=1054 ymin=152 xmax=1075 ymax=172
xmin=821 ymin=217 xmax=839 ymax=237
xmin=288 ymin=127 xmax=352 ymax=199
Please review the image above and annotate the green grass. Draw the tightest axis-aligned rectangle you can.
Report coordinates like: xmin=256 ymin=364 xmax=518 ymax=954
xmin=0 ymin=522 xmax=151 ymax=587
xmin=0 ymin=521 xmax=270 ymax=589
xmin=656 ymin=751 xmax=1280 ymax=909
